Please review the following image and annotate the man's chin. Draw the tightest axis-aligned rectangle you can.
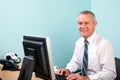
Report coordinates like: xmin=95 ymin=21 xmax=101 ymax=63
xmin=80 ymin=34 xmax=87 ymax=38
xmin=80 ymin=33 xmax=86 ymax=36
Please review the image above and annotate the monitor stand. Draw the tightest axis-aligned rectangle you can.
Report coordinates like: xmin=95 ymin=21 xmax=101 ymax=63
xmin=18 ymin=56 xmax=34 ymax=80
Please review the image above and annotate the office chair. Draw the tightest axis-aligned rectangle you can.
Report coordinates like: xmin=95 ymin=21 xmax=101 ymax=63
xmin=115 ymin=57 xmax=120 ymax=80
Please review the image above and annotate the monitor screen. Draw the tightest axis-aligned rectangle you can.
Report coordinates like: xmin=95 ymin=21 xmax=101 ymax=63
xmin=22 ymin=35 xmax=55 ymax=80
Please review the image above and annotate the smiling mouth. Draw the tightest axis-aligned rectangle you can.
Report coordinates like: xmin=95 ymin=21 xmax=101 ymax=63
xmin=80 ymin=29 xmax=87 ymax=32
xmin=80 ymin=28 xmax=88 ymax=32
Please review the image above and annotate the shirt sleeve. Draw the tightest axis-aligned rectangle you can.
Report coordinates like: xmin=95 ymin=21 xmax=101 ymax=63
xmin=66 ymin=46 xmax=81 ymax=73
xmin=66 ymin=39 xmax=84 ymax=73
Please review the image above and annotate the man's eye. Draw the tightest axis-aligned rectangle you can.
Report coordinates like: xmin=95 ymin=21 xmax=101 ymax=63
xmin=79 ymin=22 xmax=82 ymax=25
xmin=85 ymin=22 xmax=89 ymax=25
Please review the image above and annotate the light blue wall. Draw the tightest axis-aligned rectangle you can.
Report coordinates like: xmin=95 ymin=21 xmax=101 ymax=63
xmin=92 ymin=0 xmax=120 ymax=58
xmin=0 ymin=0 xmax=91 ymax=68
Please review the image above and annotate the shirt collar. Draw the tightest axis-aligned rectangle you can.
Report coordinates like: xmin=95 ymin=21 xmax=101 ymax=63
xmin=86 ymin=31 xmax=96 ymax=44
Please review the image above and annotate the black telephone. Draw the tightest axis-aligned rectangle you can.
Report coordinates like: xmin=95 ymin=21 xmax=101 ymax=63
xmin=0 ymin=59 xmax=19 ymax=70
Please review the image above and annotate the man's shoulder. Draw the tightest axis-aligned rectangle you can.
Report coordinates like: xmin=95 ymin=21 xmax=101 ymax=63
xmin=75 ymin=37 xmax=84 ymax=45
xmin=96 ymin=34 xmax=112 ymax=47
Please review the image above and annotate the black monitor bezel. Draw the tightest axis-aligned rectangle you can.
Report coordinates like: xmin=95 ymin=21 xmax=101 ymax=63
xmin=22 ymin=35 xmax=55 ymax=80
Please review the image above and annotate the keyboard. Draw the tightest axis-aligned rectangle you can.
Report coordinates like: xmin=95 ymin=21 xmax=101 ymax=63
xmin=55 ymin=74 xmax=67 ymax=80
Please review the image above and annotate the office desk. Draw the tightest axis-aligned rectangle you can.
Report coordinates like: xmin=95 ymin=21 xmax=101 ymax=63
xmin=0 ymin=70 xmax=44 ymax=80
xmin=0 ymin=63 xmax=44 ymax=80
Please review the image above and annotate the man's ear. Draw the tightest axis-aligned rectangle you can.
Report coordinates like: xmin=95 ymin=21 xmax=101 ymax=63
xmin=94 ymin=21 xmax=97 ymax=28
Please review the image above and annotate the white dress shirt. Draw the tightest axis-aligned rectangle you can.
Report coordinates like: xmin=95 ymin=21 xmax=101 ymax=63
xmin=66 ymin=32 xmax=116 ymax=80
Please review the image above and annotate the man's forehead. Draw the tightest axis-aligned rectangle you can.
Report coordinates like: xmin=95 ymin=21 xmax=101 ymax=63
xmin=78 ymin=14 xmax=94 ymax=22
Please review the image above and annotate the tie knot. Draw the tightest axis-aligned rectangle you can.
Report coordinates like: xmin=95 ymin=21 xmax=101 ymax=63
xmin=84 ymin=39 xmax=88 ymax=44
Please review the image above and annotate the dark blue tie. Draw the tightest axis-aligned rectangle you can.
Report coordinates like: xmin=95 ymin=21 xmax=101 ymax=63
xmin=81 ymin=39 xmax=88 ymax=76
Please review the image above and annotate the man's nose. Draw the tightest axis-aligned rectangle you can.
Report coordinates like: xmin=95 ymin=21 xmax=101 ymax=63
xmin=80 ymin=23 xmax=86 ymax=28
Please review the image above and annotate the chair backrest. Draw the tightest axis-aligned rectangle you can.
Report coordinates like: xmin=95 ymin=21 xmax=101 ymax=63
xmin=115 ymin=57 xmax=120 ymax=80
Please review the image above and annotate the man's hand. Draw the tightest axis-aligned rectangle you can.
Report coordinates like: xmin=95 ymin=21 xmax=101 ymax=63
xmin=67 ymin=73 xmax=89 ymax=80
xmin=55 ymin=68 xmax=71 ymax=77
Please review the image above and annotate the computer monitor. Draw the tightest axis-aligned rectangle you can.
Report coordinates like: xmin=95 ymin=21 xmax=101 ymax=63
xmin=18 ymin=56 xmax=34 ymax=80
xmin=22 ymin=35 xmax=56 ymax=80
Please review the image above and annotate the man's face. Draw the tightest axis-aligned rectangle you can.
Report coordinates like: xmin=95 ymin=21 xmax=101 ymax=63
xmin=77 ymin=14 xmax=97 ymax=39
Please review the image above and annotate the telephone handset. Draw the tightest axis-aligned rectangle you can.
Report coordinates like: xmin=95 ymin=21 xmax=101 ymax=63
xmin=0 ymin=59 xmax=19 ymax=70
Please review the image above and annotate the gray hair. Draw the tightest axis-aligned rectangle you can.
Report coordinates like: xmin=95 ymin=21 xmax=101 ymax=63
xmin=78 ymin=10 xmax=96 ymax=21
